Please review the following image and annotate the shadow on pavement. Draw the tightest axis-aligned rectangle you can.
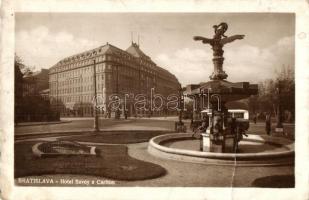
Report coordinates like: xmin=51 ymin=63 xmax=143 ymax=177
xmin=251 ymin=174 xmax=295 ymax=188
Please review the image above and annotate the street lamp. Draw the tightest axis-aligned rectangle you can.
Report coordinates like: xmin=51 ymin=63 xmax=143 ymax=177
xmin=175 ymin=86 xmax=186 ymax=132
xmin=275 ymin=80 xmax=284 ymax=134
xmin=93 ymin=59 xmax=99 ymax=132
xmin=56 ymin=71 xmax=59 ymax=116
xmin=178 ymin=87 xmax=183 ymax=124
xmin=79 ymin=75 xmax=83 ymax=117
xmin=115 ymin=65 xmax=120 ymax=119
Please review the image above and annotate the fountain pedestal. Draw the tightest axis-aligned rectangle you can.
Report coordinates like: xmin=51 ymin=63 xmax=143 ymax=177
xmin=202 ymin=133 xmax=237 ymax=153
xmin=201 ymin=109 xmax=236 ymax=153
xmin=202 ymin=133 xmax=224 ymax=152
xmin=202 ymin=133 xmax=240 ymax=153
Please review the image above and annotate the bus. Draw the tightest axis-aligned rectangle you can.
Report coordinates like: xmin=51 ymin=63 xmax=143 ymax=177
xmin=200 ymin=109 xmax=249 ymax=120
xmin=227 ymin=109 xmax=249 ymax=120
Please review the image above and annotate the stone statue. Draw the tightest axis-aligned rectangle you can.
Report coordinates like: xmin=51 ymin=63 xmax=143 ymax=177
xmin=194 ymin=22 xmax=245 ymax=80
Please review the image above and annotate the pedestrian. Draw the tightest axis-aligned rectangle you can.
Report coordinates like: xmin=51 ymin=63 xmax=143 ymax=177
xmin=191 ymin=115 xmax=208 ymax=151
xmin=231 ymin=117 xmax=237 ymax=135
xmin=198 ymin=116 xmax=209 ymax=132
xmin=265 ymin=113 xmax=271 ymax=135
xmin=124 ymin=110 xmax=128 ymax=120
xmin=253 ymin=114 xmax=257 ymax=124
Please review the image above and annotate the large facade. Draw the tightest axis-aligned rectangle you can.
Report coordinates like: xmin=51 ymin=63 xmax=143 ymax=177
xmin=49 ymin=42 xmax=180 ymax=117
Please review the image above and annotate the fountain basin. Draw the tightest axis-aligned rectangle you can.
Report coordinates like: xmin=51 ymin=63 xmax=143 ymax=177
xmin=148 ymin=133 xmax=294 ymax=166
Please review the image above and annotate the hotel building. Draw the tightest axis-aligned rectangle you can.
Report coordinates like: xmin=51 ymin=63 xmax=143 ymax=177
xmin=49 ymin=42 xmax=180 ymax=117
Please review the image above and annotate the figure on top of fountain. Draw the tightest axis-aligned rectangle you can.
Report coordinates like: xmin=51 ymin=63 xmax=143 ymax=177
xmin=193 ymin=22 xmax=245 ymax=47
xmin=193 ymin=22 xmax=245 ymax=80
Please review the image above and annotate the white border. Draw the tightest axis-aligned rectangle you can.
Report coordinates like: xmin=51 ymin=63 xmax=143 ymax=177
xmin=1 ymin=0 xmax=309 ymax=200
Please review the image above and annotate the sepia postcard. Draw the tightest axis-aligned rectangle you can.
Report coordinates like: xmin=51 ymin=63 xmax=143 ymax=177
xmin=0 ymin=0 xmax=309 ymax=200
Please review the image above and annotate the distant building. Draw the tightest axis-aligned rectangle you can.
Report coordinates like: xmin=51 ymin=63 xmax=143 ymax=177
xmin=39 ymin=89 xmax=50 ymax=100
xmin=49 ymin=42 xmax=180 ymax=117
xmin=23 ymin=69 xmax=49 ymax=96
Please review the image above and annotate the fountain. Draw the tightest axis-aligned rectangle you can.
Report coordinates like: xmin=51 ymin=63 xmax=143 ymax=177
xmin=148 ymin=23 xmax=294 ymax=165
xmin=189 ymin=22 xmax=258 ymax=153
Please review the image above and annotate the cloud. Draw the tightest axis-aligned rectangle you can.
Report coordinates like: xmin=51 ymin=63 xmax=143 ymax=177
xmin=155 ymin=48 xmax=213 ymax=86
xmin=16 ymin=26 xmax=98 ymax=70
xmin=155 ymin=36 xmax=294 ymax=85
xmin=16 ymin=26 xmax=294 ymax=86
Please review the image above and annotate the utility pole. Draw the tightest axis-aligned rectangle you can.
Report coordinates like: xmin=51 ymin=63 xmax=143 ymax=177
xmin=93 ymin=60 xmax=99 ymax=132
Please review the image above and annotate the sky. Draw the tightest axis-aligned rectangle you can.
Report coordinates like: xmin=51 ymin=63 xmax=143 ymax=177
xmin=15 ymin=13 xmax=295 ymax=85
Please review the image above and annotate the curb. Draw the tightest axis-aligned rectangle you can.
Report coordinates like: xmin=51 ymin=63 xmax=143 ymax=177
xmin=148 ymin=133 xmax=294 ymax=166
xmin=15 ymin=129 xmax=175 ymax=139
xmin=32 ymin=141 xmax=97 ymax=158
xmin=15 ymin=120 xmax=72 ymax=127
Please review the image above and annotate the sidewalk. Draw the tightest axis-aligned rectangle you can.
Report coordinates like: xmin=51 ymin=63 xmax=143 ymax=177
xmin=15 ymin=120 xmax=71 ymax=127
xmin=15 ymin=118 xmax=178 ymax=136
xmin=249 ymin=122 xmax=295 ymax=127
xmin=61 ymin=116 xmax=180 ymax=121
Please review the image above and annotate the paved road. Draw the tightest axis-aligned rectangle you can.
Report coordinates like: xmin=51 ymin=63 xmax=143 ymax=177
xmin=15 ymin=118 xmax=180 ymax=135
xmin=15 ymin=117 xmax=295 ymax=139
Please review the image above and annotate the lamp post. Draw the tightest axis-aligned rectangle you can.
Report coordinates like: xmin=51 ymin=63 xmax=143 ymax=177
xmin=178 ymin=87 xmax=183 ymax=124
xmin=275 ymin=80 xmax=283 ymax=134
xmin=93 ymin=60 xmax=99 ymax=132
xmin=175 ymin=86 xmax=186 ymax=132
xmin=56 ymin=71 xmax=59 ymax=116
xmin=79 ymin=75 xmax=83 ymax=117
xmin=113 ymin=65 xmax=120 ymax=119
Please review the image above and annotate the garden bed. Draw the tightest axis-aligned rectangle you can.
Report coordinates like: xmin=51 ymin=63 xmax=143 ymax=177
xmin=15 ymin=141 xmax=166 ymax=181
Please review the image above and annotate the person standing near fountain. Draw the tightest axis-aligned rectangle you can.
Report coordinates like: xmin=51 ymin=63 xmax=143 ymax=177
xmin=192 ymin=115 xmax=209 ymax=138
xmin=266 ymin=113 xmax=272 ymax=135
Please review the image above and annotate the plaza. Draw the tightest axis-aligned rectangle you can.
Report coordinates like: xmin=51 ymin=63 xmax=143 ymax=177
xmin=15 ymin=117 xmax=294 ymax=187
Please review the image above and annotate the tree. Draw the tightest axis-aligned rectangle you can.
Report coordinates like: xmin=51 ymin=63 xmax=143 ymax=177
xmin=276 ymin=65 xmax=295 ymax=122
xmin=15 ymin=54 xmax=60 ymax=122
xmin=14 ymin=55 xmax=24 ymax=122
xmin=247 ymin=95 xmax=258 ymax=114
xmin=247 ymin=65 xmax=295 ymax=122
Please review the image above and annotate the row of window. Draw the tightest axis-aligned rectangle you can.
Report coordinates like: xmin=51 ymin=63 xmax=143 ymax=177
xmin=50 ymin=64 xmax=109 ymax=81
xmin=56 ymin=95 xmax=97 ymax=104
xmin=51 ymin=61 xmax=173 ymax=82
xmin=50 ymin=83 xmax=105 ymax=96
xmin=50 ymin=55 xmax=107 ymax=73
xmin=50 ymin=61 xmax=177 ymax=87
